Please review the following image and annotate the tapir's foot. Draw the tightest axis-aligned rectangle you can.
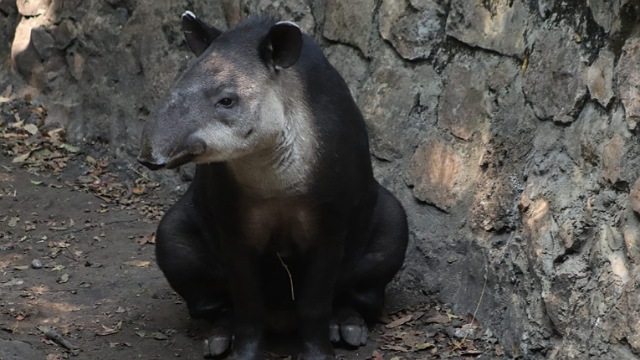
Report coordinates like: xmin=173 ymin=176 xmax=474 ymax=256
xmin=203 ymin=314 xmax=232 ymax=359
xmin=329 ymin=307 xmax=368 ymax=347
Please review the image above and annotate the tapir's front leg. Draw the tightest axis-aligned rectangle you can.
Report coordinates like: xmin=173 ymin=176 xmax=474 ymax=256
xmin=225 ymin=241 xmax=265 ymax=360
xmin=297 ymin=236 xmax=344 ymax=360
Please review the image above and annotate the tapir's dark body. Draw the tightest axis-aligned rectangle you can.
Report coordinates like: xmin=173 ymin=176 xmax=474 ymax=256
xmin=138 ymin=14 xmax=408 ymax=360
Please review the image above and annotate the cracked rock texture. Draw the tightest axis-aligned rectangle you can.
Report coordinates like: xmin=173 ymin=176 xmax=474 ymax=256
xmin=2 ymin=0 xmax=640 ymax=358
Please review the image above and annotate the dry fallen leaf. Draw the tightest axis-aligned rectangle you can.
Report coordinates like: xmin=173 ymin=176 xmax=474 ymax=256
xmin=12 ymin=151 xmax=31 ymax=163
xmin=136 ymin=233 xmax=156 ymax=245
xmin=151 ymin=332 xmax=169 ymax=340
xmin=97 ymin=321 xmax=122 ymax=336
xmin=385 ymin=314 xmax=413 ymax=329
xmin=57 ymin=274 xmax=70 ymax=284
xmin=424 ymin=312 xmax=450 ymax=325
xmin=123 ymin=260 xmax=152 ymax=267
xmin=415 ymin=342 xmax=435 ymax=350
xmin=24 ymin=123 xmax=38 ymax=135
xmin=380 ymin=344 xmax=411 ymax=353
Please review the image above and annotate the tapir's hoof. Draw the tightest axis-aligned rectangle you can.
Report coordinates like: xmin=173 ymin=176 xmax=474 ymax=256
xmin=329 ymin=307 xmax=368 ymax=347
xmin=203 ymin=316 xmax=232 ymax=358
xmin=203 ymin=336 xmax=231 ymax=358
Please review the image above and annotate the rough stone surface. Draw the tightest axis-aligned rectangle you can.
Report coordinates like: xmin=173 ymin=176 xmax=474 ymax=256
xmin=324 ymin=44 xmax=367 ymax=100
xmin=617 ymin=35 xmax=640 ymax=130
xmin=378 ymin=0 xmax=446 ymax=60
xmin=0 ymin=339 xmax=44 ymax=360
xmin=2 ymin=2 xmax=640 ymax=359
xmin=237 ymin=0 xmax=316 ymax=34
xmin=359 ymin=49 xmax=441 ymax=160
xmin=523 ymin=28 xmax=587 ymax=123
xmin=587 ymin=49 xmax=615 ymax=107
xmin=16 ymin=0 xmax=50 ymax=17
xmin=446 ymin=0 xmax=529 ymax=57
xmin=631 ymin=179 xmax=640 ymax=216
xmin=438 ymin=61 xmax=489 ymax=141
xmin=405 ymin=136 xmax=479 ymax=212
xmin=587 ymin=0 xmax=627 ymax=34
xmin=323 ymin=0 xmax=375 ymax=56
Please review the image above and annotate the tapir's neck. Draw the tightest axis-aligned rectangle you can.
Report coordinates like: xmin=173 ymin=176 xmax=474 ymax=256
xmin=226 ymin=106 xmax=317 ymax=198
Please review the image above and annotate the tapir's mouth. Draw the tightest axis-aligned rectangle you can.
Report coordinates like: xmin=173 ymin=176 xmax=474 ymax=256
xmin=165 ymin=138 xmax=206 ymax=169
xmin=137 ymin=138 xmax=205 ymax=170
xmin=165 ymin=151 xmax=196 ymax=169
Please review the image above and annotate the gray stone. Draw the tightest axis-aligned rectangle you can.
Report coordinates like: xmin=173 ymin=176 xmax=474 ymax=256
xmin=30 ymin=26 xmax=56 ymax=60
xmin=438 ymin=62 xmax=489 ymax=141
xmin=405 ymin=138 xmax=466 ymax=211
xmin=240 ymin=0 xmax=315 ymax=34
xmin=359 ymin=51 xmax=441 ymax=160
xmin=587 ymin=49 xmax=614 ymax=107
xmin=16 ymin=0 xmax=50 ymax=16
xmin=630 ymin=179 xmax=640 ymax=216
xmin=405 ymin=133 xmax=483 ymax=212
xmin=0 ymin=0 xmax=17 ymax=14
xmin=11 ymin=16 xmax=47 ymax=86
xmin=0 ymin=339 xmax=44 ymax=360
xmin=587 ymin=0 xmax=628 ymax=34
xmin=323 ymin=0 xmax=375 ymax=56
xmin=446 ymin=0 xmax=529 ymax=57
xmin=31 ymin=259 xmax=43 ymax=269
xmin=324 ymin=44 xmax=368 ymax=100
xmin=602 ymin=134 xmax=625 ymax=184
xmin=378 ymin=0 xmax=445 ymax=60
xmin=52 ymin=19 xmax=77 ymax=50
xmin=522 ymin=28 xmax=587 ymax=123
xmin=617 ymin=35 xmax=640 ymax=130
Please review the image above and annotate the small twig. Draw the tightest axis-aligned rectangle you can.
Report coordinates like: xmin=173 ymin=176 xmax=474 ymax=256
xmin=44 ymin=329 xmax=77 ymax=350
xmin=461 ymin=232 xmax=516 ymax=347
xmin=62 ymin=246 xmax=80 ymax=262
xmin=277 ymin=252 xmax=295 ymax=301
xmin=130 ymin=165 xmax=152 ymax=181
xmin=461 ymin=266 xmax=488 ymax=347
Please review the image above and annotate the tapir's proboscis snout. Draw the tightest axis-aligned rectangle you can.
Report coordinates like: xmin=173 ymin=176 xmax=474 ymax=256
xmin=137 ymin=120 xmax=206 ymax=170
xmin=138 ymin=11 xmax=409 ymax=360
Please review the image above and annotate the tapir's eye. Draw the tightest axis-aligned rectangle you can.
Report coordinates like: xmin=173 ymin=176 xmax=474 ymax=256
xmin=217 ymin=98 xmax=235 ymax=108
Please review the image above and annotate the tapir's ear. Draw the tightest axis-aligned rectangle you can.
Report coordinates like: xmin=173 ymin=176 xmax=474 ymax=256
xmin=261 ymin=21 xmax=303 ymax=70
xmin=182 ymin=11 xmax=222 ymax=57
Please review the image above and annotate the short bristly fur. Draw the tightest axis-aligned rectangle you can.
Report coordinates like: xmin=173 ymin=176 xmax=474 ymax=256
xmin=138 ymin=13 xmax=408 ymax=360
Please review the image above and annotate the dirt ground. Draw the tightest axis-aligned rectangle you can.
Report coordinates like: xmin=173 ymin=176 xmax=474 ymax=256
xmin=0 ymin=96 xmax=503 ymax=359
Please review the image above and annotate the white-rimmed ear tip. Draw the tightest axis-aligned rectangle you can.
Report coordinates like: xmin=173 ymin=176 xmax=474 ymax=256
xmin=275 ymin=20 xmax=300 ymax=29
xmin=182 ymin=11 xmax=196 ymax=19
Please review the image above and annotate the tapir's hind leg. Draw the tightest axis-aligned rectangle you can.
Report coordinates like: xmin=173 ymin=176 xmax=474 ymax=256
xmin=332 ymin=184 xmax=408 ymax=347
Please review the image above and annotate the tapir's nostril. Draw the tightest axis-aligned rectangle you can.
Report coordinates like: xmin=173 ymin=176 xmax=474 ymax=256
xmin=137 ymin=157 xmax=166 ymax=170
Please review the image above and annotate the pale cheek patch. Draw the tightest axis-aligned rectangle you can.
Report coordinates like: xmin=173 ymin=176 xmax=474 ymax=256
xmin=192 ymin=124 xmax=252 ymax=163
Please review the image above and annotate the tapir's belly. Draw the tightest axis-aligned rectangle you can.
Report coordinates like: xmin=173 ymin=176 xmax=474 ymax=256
xmin=238 ymin=197 xmax=317 ymax=254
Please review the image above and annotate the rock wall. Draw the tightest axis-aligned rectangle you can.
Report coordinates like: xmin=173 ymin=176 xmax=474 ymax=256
xmin=3 ymin=0 xmax=640 ymax=358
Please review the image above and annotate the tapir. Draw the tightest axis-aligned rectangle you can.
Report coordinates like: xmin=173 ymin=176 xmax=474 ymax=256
xmin=137 ymin=11 xmax=408 ymax=360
